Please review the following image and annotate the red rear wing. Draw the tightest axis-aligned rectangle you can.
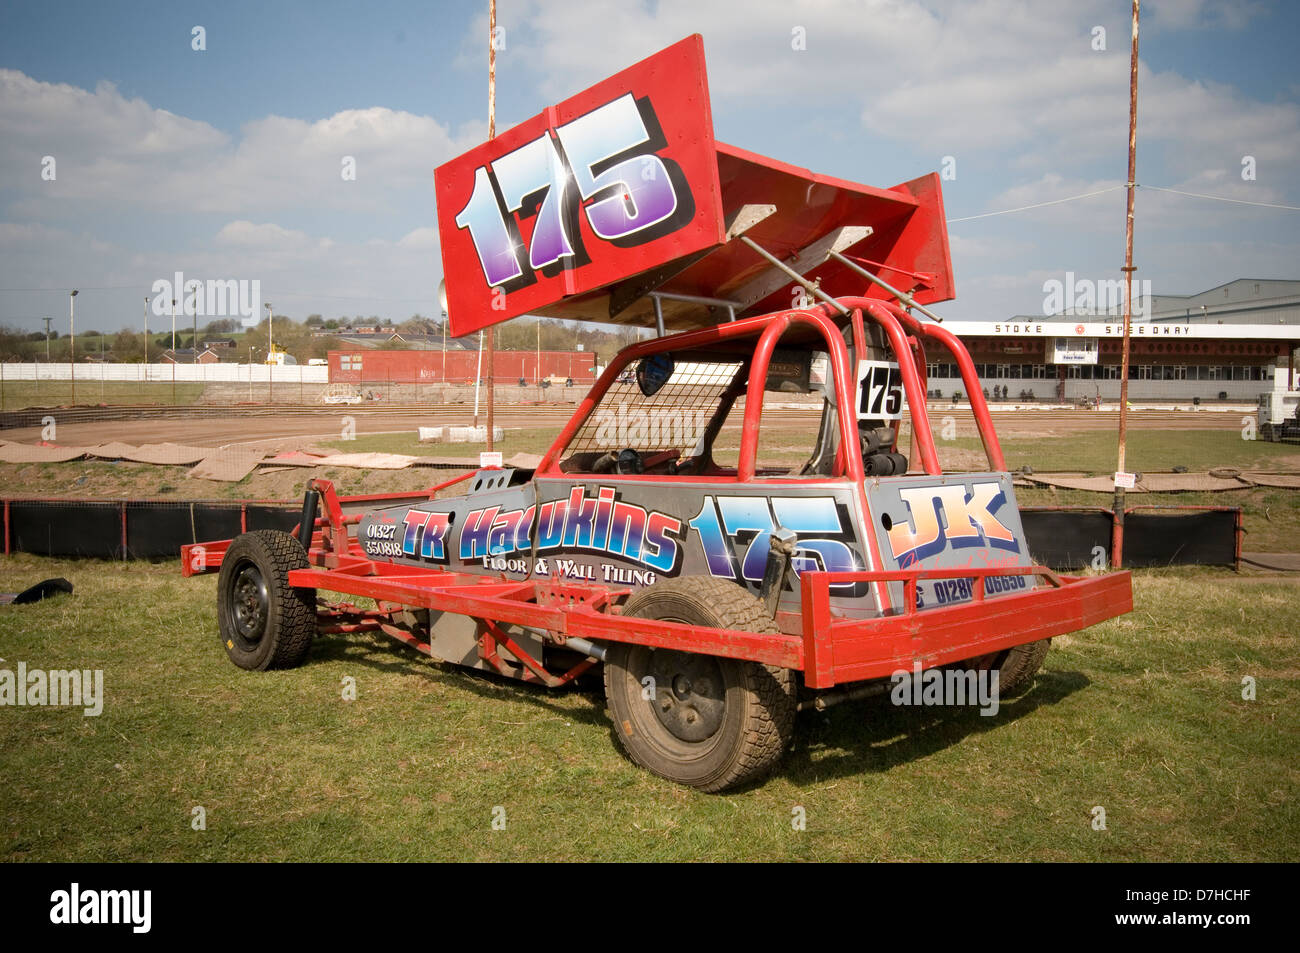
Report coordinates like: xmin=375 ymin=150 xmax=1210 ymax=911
xmin=434 ymin=34 xmax=954 ymax=335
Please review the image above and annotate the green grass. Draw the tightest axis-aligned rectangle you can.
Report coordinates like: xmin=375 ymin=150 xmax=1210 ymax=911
xmin=0 ymin=380 xmax=205 ymax=409
xmin=925 ymin=429 xmax=1299 ymax=475
xmin=0 ymin=557 xmax=1295 ymax=861
xmin=330 ymin=427 xmax=1300 ymax=476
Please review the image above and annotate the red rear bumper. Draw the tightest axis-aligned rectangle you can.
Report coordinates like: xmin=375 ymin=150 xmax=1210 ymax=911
xmin=799 ymin=567 xmax=1133 ymax=688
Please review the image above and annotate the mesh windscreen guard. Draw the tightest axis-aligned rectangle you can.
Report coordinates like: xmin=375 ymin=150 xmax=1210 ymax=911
xmin=563 ymin=359 xmax=746 ymax=457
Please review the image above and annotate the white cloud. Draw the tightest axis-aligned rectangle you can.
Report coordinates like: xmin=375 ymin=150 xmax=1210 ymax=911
xmin=0 ymin=68 xmax=481 ymax=216
xmin=215 ymin=221 xmax=312 ymax=248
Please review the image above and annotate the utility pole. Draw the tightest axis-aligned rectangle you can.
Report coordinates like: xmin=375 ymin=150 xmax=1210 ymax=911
xmin=42 ymin=316 xmax=52 ymax=360
xmin=69 ymin=289 xmax=78 ymax=404
xmin=1112 ymin=0 xmax=1141 ymax=569
xmin=266 ymin=302 xmax=274 ymax=404
xmin=170 ymin=297 xmax=177 ymax=403
xmin=484 ymin=0 xmax=497 ymax=452
xmin=143 ymin=296 xmax=150 ymax=365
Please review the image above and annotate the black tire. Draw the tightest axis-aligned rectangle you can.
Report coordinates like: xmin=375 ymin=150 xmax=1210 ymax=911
xmin=993 ymin=639 xmax=1051 ymax=696
xmin=963 ymin=639 xmax=1050 ymax=697
xmin=604 ymin=577 xmax=796 ymax=792
xmin=217 ymin=530 xmax=316 ymax=671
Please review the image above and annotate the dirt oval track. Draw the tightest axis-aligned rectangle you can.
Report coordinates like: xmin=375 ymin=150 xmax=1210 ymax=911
xmin=1 ymin=405 xmax=1254 ymax=449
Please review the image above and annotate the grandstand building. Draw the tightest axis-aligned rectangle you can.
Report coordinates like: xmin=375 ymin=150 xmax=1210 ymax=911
xmin=935 ymin=279 xmax=1300 ymax=403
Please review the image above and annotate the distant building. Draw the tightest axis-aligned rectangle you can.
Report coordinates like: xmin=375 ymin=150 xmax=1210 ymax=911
xmin=1145 ymin=278 xmax=1300 ymax=327
xmin=160 ymin=347 xmax=221 ymax=365
xmin=328 ymin=348 xmax=596 ymax=384
xmin=318 ymin=330 xmax=475 ymax=351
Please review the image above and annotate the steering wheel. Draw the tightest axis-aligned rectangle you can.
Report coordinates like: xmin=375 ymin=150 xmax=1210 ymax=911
xmin=614 ymin=448 xmax=643 ymax=474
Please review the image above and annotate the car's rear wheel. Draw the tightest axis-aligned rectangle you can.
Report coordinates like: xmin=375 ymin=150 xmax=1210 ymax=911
xmin=604 ymin=577 xmax=795 ymax=792
xmin=217 ymin=530 xmax=316 ymax=671
xmin=962 ymin=639 xmax=1051 ymax=697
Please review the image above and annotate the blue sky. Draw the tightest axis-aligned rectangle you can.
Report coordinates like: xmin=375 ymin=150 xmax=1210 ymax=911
xmin=1 ymin=0 xmax=1297 ymax=335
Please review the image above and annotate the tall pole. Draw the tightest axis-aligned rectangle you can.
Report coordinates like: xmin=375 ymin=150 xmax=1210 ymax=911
xmin=170 ymin=297 xmax=177 ymax=403
xmin=43 ymin=316 xmax=52 ymax=360
xmin=69 ymin=290 xmax=78 ymax=404
xmin=484 ymin=0 xmax=497 ymax=452
xmin=266 ymin=302 xmax=274 ymax=404
xmin=473 ymin=330 xmax=483 ymax=426
xmin=143 ymin=296 xmax=149 ymax=366
xmin=1112 ymin=0 xmax=1140 ymax=569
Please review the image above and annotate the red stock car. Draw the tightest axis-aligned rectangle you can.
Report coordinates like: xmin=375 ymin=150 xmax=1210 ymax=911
xmin=183 ymin=36 xmax=1132 ymax=791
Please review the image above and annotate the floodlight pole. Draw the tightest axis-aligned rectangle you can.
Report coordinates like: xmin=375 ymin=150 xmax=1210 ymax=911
xmin=143 ymin=296 xmax=150 ymax=366
xmin=171 ymin=298 xmax=177 ymax=404
xmin=266 ymin=302 xmax=274 ymax=404
xmin=69 ymin=290 xmax=78 ymax=405
xmin=483 ymin=0 xmax=497 ymax=452
xmin=1112 ymin=0 xmax=1140 ymax=569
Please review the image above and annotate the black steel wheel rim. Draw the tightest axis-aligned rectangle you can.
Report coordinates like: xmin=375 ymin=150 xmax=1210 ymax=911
xmin=230 ymin=561 xmax=270 ymax=646
xmin=647 ymin=648 xmax=726 ymax=743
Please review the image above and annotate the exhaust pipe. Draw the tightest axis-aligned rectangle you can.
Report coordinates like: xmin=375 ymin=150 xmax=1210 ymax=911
xmin=297 ymin=486 xmax=319 ymax=551
xmin=797 ymin=680 xmax=891 ymax=712
xmin=562 ymin=636 xmax=607 ymax=662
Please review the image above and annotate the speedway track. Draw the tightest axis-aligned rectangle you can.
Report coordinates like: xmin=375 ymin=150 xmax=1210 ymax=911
xmin=0 ymin=403 xmax=1253 ymax=448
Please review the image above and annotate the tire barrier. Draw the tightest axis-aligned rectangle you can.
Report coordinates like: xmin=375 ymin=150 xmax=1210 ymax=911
xmin=1 ymin=497 xmax=1241 ymax=571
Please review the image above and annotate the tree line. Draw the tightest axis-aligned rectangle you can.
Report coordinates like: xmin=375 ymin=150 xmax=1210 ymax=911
xmin=0 ymin=313 xmax=648 ymax=363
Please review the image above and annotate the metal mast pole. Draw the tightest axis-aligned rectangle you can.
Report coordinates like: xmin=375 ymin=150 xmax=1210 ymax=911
xmin=69 ymin=290 xmax=78 ymax=404
xmin=484 ymin=0 xmax=497 ymax=452
xmin=1112 ymin=0 xmax=1140 ymax=569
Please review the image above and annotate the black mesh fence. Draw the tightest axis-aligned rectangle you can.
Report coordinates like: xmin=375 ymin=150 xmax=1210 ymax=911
xmin=1 ymin=498 xmax=1239 ymax=570
xmin=3 ymin=499 xmax=297 ymax=560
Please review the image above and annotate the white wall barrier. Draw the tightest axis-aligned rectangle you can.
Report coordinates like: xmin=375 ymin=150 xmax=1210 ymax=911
xmin=0 ymin=362 xmax=329 ymax=384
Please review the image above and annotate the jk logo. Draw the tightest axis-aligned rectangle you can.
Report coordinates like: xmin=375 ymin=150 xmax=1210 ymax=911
xmin=886 ymin=482 xmax=1019 ymax=564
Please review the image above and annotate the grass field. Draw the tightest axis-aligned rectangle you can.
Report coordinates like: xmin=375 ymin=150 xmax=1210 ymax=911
xmin=0 ymin=381 xmax=206 ymax=409
xmin=1 ymin=427 xmax=1295 ymax=551
xmin=922 ymin=428 xmax=1300 ymax=474
xmin=0 ymin=556 xmax=1294 ymax=862
xmin=320 ymin=429 xmax=1300 ymax=554
xmin=322 ymin=425 xmax=1300 ymax=476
